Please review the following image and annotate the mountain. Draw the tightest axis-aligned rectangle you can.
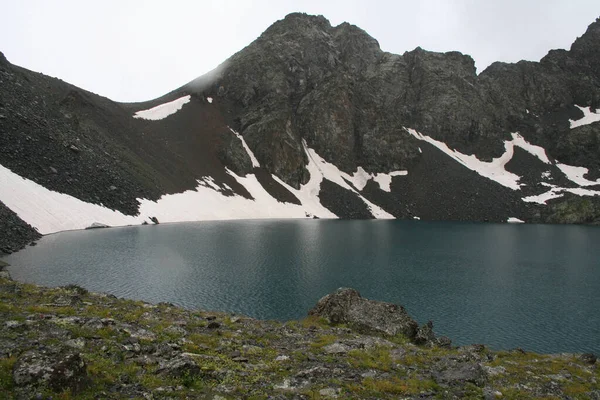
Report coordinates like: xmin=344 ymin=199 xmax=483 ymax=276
xmin=1 ymin=13 xmax=600 ymax=254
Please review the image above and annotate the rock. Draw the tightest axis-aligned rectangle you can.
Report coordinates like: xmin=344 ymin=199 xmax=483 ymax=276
xmin=323 ymin=342 xmax=350 ymax=354
xmin=414 ymin=320 xmax=436 ymax=345
xmin=85 ymin=222 xmax=109 ymax=229
xmin=483 ymin=365 xmax=506 ymax=376
xmin=64 ymin=338 xmax=86 ymax=350
xmin=275 ymin=355 xmax=290 ymax=361
xmin=13 ymin=347 xmax=87 ymax=392
xmin=308 ymin=288 xmax=419 ymax=338
xmin=207 ymin=321 xmax=221 ymax=329
xmin=163 ymin=325 xmax=187 ymax=336
xmin=5 ymin=320 xmax=23 ymax=329
xmin=150 ymin=216 xmax=160 ymax=224
xmin=580 ymin=353 xmax=597 ymax=364
xmin=319 ymin=387 xmax=340 ymax=398
xmin=432 ymin=361 xmax=487 ymax=387
xmin=156 ymin=355 xmax=201 ymax=378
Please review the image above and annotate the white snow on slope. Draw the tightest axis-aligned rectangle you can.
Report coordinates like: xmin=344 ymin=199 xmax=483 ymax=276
xmin=230 ymin=128 xmax=260 ymax=168
xmin=510 ymin=133 xmax=550 ymax=164
xmin=522 ymin=185 xmax=600 ymax=204
xmin=406 ymin=129 xmax=555 ymax=191
xmin=207 ymin=97 xmax=213 ymax=104
xmin=569 ymin=105 xmax=600 ymax=129
xmin=302 ymin=143 xmax=394 ymax=219
xmin=556 ymin=163 xmax=600 ymax=187
xmin=507 ymin=217 xmax=524 ymax=223
xmin=373 ymin=171 xmax=408 ymax=192
xmin=406 ymin=128 xmax=521 ymax=190
xmin=342 ymin=167 xmax=408 ymax=192
xmin=0 ymin=161 xmax=340 ymax=234
xmin=138 ymin=169 xmax=332 ymax=223
xmin=0 ymin=164 xmax=142 ymax=234
xmin=133 ymin=95 xmax=191 ymax=121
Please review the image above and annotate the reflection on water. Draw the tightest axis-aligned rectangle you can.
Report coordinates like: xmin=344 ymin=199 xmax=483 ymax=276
xmin=5 ymin=219 xmax=600 ymax=353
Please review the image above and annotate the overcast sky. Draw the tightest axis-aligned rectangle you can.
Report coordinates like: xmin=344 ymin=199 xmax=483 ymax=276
xmin=1 ymin=0 xmax=599 ymax=102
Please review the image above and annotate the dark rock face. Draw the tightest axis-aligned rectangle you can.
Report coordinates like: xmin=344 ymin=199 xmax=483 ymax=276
xmin=544 ymin=196 xmax=600 ymax=224
xmin=0 ymin=201 xmax=40 ymax=254
xmin=198 ymin=13 xmax=600 ymax=187
xmin=308 ymin=287 xmax=419 ymax=338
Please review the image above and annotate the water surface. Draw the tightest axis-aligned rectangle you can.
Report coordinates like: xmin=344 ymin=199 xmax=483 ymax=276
xmin=5 ymin=219 xmax=599 ymax=353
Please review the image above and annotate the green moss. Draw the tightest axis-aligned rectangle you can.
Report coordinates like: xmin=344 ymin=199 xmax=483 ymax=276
xmin=310 ymin=334 xmax=338 ymax=350
xmin=348 ymin=346 xmax=393 ymax=371
xmin=0 ymin=356 xmax=17 ymax=392
xmin=346 ymin=376 xmax=439 ymax=396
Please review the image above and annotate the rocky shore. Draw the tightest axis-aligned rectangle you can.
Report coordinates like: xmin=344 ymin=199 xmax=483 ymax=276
xmin=0 ymin=266 xmax=597 ymax=399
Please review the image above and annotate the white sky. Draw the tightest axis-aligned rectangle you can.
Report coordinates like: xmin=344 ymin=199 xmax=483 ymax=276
xmin=1 ymin=0 xmax=599 ymax=102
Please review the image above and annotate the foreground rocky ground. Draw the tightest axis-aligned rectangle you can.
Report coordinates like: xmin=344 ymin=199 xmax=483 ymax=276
xmin=0 ymin=267 xmax=598 ymax=399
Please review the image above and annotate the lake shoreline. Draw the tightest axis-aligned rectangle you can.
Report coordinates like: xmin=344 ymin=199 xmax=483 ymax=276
xmin=1 ymin=267 xmax=597 ymax=399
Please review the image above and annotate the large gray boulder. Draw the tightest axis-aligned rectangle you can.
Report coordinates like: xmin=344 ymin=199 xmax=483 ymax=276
xmin=308 ymin=288 xmax=419 ymax=338
xmin=13 ymin=347 xmax=87 ymax=392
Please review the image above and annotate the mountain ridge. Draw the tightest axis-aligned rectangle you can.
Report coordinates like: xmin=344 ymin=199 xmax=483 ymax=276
xmin=1 ymin=13 xmax=600 ymax=254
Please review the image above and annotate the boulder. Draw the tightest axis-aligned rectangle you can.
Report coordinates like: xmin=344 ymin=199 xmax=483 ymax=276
xmin=432 ymin=360 xmax=487 ymax=387
xmin=308 ymin=288 xmax=419 ymax=338
xmin=156 ymin=354 xmax=201 ymax=378
xmin=13 ymin=347 xmax=87 ymax=392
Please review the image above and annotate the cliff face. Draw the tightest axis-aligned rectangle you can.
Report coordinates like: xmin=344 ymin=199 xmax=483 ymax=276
xmin=201 ymin=14 xmax=600 ymax=182
xmin=1 ymin=14 xmax=600 ymax=251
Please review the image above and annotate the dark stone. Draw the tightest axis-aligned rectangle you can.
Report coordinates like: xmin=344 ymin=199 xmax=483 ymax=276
xmin=308 ymin=287 xmax=419 ymax=339
xmin=13 ymin=347 xmax=87 ymax=392
xmin=207 ymin=321 xmax=221 ymax=329
xmin=414 ymin=321 xmax=436 ymax=345
xmin=580 ymin=353 xmax=597 ymax=364
xmin=432 ymin=361 xmax=487 ymax=387
xmin=156 ymin=355 xmax=200 ymax=377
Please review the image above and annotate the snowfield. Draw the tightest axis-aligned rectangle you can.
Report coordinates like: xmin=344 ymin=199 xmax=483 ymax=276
xmin=2 ymin=126 xmax=599 ymax=236
xmin=133 ymin=95 xmax=191 ymax=120
xmin=569 ymin=105 xmax=600 ymax=129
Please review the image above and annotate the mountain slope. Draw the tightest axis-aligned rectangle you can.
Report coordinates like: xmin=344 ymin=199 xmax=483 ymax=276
xmin=1 ymin=14 xmax=600 ymax=253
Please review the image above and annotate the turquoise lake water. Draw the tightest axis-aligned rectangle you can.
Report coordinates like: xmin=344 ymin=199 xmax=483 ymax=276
xmin=5 ymin=219 xmax=599 ymax=353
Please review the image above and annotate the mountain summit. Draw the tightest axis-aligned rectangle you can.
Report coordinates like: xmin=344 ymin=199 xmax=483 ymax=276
xmin=1 ymin=14 xmax=600 ymax=252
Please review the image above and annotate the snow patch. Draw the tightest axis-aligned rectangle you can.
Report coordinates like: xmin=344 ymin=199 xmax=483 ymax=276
xmin=405 ymin=129 xmax=554 ymax=191
xmin=569 ymin=105 xmax=600 ymax=129
xmin=302 ymin=143 xmax=394 ymax=219
xmin=372 ymin=171 xmax=408 ymax=192
xmin=343 ymin=167 xmax=408 ymax=192
xmin=522 ymin=186 xmax=600 ymax=204
xmin=133 ymin=95 xmax=191 ymax=121
xmin=0 ymin=164 xmax=142 ymax=234
xmin=541 ymin=171 xmax=552 ymax=180
xmin=406 ymin=128 xmax=521 ymax=190
xmin=507 ymin=217 xmax=524 ymax=223
xmin=510 ymin=133 xmax=550 ymax=164
xmin=556 ymin=163 xmax=600 ymax=187
xmin=230 ymin=128 xmax=260 ymax=168
xmin=207 ymin=97 xmax=213 ymax=103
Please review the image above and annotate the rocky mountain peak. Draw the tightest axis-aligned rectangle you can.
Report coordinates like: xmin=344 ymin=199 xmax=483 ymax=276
xmin=570 ymin=17 xmax=600 ymax=54
xmin=0 ymin=51 xmax=8 ymax=67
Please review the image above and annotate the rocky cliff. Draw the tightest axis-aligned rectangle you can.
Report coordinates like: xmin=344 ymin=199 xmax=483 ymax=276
xmin=1 ymin=14 xmax=600 ymax=252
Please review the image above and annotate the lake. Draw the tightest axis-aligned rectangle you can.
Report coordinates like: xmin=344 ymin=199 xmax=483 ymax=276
xmin=4 ymin=219 xmax=599 ymax=354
